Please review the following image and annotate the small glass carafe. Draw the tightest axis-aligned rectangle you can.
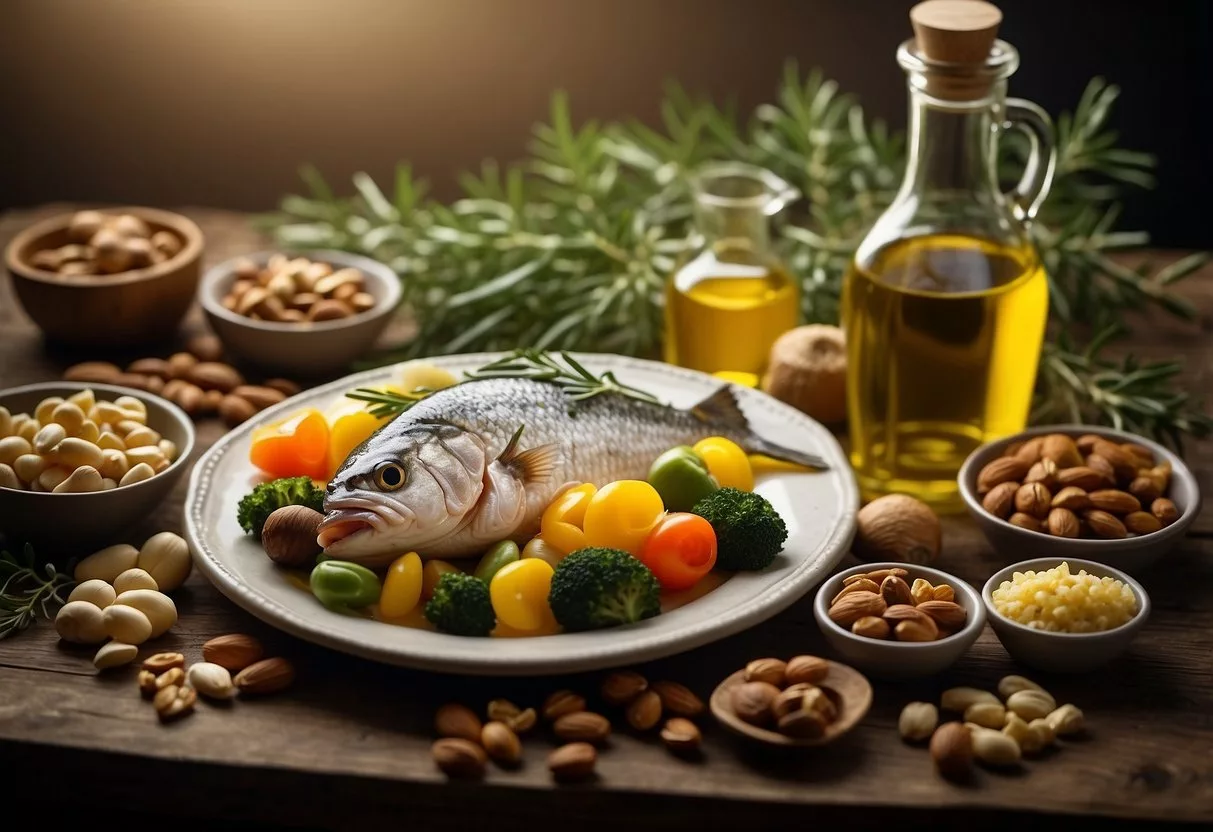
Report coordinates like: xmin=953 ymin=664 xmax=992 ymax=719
xmin=664 ymin=162 xmax=800 ymax=377
xmin=842 ymin=0 xmax=1056 ymax=509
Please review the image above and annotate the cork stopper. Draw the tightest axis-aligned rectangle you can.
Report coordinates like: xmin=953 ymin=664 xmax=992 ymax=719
xmin=910 ymin=0 xmax=1002 ymax=64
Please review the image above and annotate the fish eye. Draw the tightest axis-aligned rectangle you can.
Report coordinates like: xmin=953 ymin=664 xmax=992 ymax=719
xmin=373 ymin=462 xmax=406 ymax=491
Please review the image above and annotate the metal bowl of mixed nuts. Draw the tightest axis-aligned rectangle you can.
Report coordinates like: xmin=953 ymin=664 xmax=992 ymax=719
xmin=957 ymin=425 xmax=1199 ymax=574
xmin=812 ymin=562 xmax=986 ymax=679
xmin=199 ymin=250 xmax=402 ymax=376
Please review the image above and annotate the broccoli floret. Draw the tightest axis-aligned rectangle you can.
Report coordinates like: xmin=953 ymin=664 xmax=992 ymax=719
xmin=692 ymin=487 xmax=787 ymax=571
xmin=237 ymin=476 xmax=326 ymax=539
xmin=424 ymin=572 xmax=496 ymax=636
xmin=548 ymin=547 xmax=661 ymax=632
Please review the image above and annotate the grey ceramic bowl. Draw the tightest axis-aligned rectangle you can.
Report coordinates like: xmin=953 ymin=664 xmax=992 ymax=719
xmin=199 ymin=250 xmax=402 ymax=377
xmin=957 ymin=424 xmax=1198 ymax=575
xmin=0 ymin=382 xmax=195 ymax=551
xmin=983 ymin=557 xmax=1149 ymax=673
xmin=813 ymin=561 xmax=986 ymax=679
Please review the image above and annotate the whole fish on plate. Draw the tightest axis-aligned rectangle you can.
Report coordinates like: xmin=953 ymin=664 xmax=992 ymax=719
xmin=317 ymin=378 xmax=825 ymax=566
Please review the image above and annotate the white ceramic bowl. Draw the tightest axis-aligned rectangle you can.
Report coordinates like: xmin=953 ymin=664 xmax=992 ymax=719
xmin=0 ymin=382 xmax=196 ymax=551
xmin=199 ymin=250 xmax=402 ymax=377
xmin=813 ymin=561 xmax=986 ymax=679
xmin=982 ymin=557 xmax=1150 ymax=673
xmin=957 ymin=424 xmax=1198 ymax=575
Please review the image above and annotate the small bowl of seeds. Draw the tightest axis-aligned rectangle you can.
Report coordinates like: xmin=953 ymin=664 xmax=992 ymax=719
xmin=199 ymin=250 xmax=402 ymax=377
xmin=958 ymin=425 xmax=1199 ymax=574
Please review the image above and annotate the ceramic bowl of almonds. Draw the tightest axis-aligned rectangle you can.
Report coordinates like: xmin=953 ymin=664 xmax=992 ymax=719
xmin=813 ymin=562 xmax=986 ymax=679
xmin=199 ymin=250 xmax=402 ymax=376
xmin=0 ymin=382 xmax=195 ymax=549
xmin=958 ymin=425 xmax=1198 ymax=574
xmin=982 ymin=557 xmax=1150 ymax=673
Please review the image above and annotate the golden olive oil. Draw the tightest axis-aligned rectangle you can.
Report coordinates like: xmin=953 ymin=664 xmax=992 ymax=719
xmin=842 ymin=234 xmax=1048 ymax=508
xmin=664 ymin=247 xmax=800 ymax=375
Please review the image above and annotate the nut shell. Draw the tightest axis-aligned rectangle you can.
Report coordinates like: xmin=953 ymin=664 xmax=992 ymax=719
xmin=760 ymin=324 xmax=847 ymax=424
xmin=930 ymin=722 xmax=973 ymax=780
xmin=260 ymin=505 xmax=324 ymax=568
xmin=853 ymin=494 xmax=941 ymax=564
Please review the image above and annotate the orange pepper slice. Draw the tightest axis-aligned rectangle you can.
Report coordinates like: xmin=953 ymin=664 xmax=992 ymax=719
xmin=249 ymin=409 xmax=330 ymax=480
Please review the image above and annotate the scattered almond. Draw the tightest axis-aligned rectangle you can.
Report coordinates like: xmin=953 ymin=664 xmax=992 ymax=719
xmin=542 ymin=690 xmax=586 ymax=721
xmin=553 ymin=711 xmax=611 ymax=744
xmin=432 ymin=738 xmax=486 ymax=778
xmin=650 ymin=680 xmax=705 ymax=717
xmin=202 ymin=633 xmax=265 ymax=672
xmin=233 ymin=657 xmax=295 ymax=694
xmin=660 ymin=718 xmax=702 ymax=755
xmin=548 ymin=742 xmax=596 ymax=782
xmin=625 ymin=690 xmax=663 ymax=731
xmin=481 ymin=721 xmax=522 ymax=765
xmin=435 ymin=703 xmax=482 ymax=742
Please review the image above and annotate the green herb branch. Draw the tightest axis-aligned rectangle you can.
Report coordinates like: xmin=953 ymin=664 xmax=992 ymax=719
xmin=0 ymin=544 xmax=74 ymax=640
xmin=261 ymin=67 xmax=1210 ymax=447
xmin=347 ymin=349 xmax=662 ymax=418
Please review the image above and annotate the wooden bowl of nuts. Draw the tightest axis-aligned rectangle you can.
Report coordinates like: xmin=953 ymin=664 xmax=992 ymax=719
xmin=199 ymin=251 xmax=402 ymax=377
xmin=958 ymin=425 xmax=1199 ymax=574
xmin=710 ymin=656 xmax=872 ymax=747
xmin=812 ymin=562 xmax=986 ymax=679
xmin=0 ymin=382 xmax=195 ymax=550
xmin=4 ymin=208 xmax=203 ymax=346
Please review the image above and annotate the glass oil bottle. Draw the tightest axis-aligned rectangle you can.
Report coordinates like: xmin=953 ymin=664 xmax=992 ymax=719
xmin=664 ymin=162 xmax=801 ymax=378
xmin=842 ymin=0 xmax=1056 ymax=509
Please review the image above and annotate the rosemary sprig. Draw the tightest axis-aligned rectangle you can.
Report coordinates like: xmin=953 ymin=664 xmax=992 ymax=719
xmin=466 ymin=350 xmax=661 ymax=404
xmin=261 ymin=68 xmax=1210 ymax=447
xmin=345 ymin=387 xmax=434 ymax=420
xmin=1032 ymin=327 xmax=1213 ymax=449
xmin=347 ymin=349 xmax=663 ymax=418
xmin=0 ymin=544 xmax=75 ymax=640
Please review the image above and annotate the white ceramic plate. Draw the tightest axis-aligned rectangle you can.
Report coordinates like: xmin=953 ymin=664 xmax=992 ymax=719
xmin=184 ymin=353 xmax=857 ymax=675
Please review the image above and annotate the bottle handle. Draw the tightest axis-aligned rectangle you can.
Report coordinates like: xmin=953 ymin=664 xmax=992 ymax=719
xmin=1002 ymin=98 xmax=1058 ymax=224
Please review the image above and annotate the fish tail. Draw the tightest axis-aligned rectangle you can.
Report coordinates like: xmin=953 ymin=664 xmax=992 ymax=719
xmin=692 ymin=385 xmax=828 ymax=470
xmin=742 ymin=436 xmax=828 ymax=470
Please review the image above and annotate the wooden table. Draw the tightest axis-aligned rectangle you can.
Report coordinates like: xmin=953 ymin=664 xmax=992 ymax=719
xmin=1 ymin=206 xmax=1211 ymax=831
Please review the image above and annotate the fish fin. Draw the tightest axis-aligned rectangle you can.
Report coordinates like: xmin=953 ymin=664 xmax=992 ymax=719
xmin=498 ymin=425 xmax=563 ymax=485
xmin=695 ymin=386 xmax=829 ymax=470
xmin=691 ymin=386 xmax=749 ymax=431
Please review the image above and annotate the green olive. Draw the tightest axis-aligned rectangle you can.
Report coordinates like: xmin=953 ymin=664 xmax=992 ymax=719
xmin=473 ymin=540 xmax=521 ymax=584
xmin=310 ymin=560 xmax=382 ymax=613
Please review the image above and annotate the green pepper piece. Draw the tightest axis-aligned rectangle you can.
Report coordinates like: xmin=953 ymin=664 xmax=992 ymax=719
xmin=473 ymin=540 xmax=521 ymax=584
xmin=310 ymin=559 xmax=382 ymax=613
xmin=648 ymin=445 xmax=719 ymax=512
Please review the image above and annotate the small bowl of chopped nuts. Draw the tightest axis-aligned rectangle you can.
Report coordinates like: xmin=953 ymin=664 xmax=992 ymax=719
xmin=199 ymin=251 xmax=402 ymax=377
xmin=812 ymin=562 xmax=986 ymax=679
xmin=982 ymin=557 xmax=1150 ymax=673
xmin=957 ymin=425 xmax=1199 ymax=574
xmin=4 ymin=208 xmax=204 ymax=346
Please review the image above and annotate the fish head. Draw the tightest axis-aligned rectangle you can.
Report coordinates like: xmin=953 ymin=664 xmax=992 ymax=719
xmin=317 ymin=423 xmax=488 ymax=562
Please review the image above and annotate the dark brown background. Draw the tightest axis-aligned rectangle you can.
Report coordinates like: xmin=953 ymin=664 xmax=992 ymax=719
xmin=2 ymin=0 xmax=1210 ymax=244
